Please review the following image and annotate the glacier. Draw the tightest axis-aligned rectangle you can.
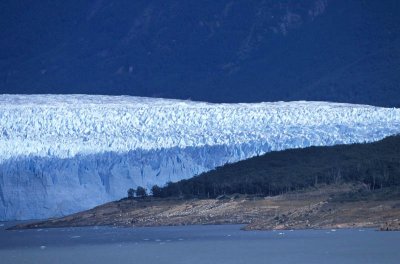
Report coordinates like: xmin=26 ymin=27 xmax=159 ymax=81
xmin=0 ymin=94 xmax=400 ymax=220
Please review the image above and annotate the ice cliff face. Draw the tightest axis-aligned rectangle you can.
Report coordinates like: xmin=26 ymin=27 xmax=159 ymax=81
xmin=1 ymin=94 xmax=400 ymax=220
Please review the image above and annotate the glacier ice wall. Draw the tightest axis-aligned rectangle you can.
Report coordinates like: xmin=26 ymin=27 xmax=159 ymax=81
xmin=0 ymin=94 xmax=400 ymax=220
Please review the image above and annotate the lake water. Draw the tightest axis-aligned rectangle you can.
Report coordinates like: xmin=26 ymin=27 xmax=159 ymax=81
xmin=0 ymin=222 xmax=399 ymax=264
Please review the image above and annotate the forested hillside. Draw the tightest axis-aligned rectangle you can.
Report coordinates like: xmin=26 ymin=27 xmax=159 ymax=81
xmin=154 ymin=136 xmax=400 ymax=198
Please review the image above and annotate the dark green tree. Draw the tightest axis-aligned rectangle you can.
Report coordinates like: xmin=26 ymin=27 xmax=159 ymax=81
xmin=151 ymin=185 xmax=163 ymax=197
xmin=127 ymin=188 xmax=135 ymax=199
xmin=136 ymin=186 xmax=147 ymax=197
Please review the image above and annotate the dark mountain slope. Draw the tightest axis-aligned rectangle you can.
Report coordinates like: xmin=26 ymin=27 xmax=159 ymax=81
xmin=156 ymin=135 xmax=400 ymax=197
xmin=1 ymin=0 xmax=399 ymax=106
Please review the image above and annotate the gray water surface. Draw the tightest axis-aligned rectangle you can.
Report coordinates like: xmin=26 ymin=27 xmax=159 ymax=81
xmin=0 ymin=222 xmax=399 ymax=264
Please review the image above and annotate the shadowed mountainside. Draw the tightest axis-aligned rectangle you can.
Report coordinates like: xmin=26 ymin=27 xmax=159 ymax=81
xmin=1 ymin=0 xmax=400 ymax=106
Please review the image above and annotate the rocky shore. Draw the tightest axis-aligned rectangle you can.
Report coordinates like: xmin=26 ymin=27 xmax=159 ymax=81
xmin=380 ymin=220 xmax=400 ymax=231
xmin=11 ymin=184 xmax=400 ymax=231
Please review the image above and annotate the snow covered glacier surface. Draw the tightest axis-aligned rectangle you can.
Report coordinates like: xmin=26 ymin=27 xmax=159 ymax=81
xmin=1 ymin=95 xmax=400 ymax=220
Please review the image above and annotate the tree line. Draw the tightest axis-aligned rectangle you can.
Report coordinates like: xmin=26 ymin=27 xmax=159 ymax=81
xmin=129 ymin=135 xmax=400 ymax=199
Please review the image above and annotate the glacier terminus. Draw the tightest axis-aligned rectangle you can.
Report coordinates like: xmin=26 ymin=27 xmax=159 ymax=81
xmin=1 ymin=94 xmax=400 ymax=220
